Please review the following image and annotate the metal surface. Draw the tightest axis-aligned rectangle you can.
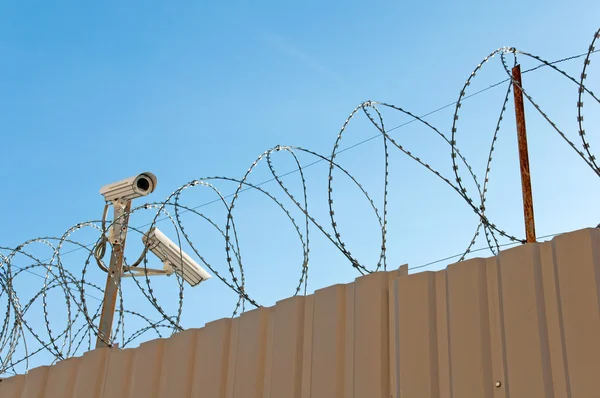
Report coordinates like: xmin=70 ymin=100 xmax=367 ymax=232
xmin=96 ymin=200 xmax=132 ymax=348
xmin=2 ymin=228 xmax=600 ymax=397
xmin=512 ymin=64 xmax=537 ymax=243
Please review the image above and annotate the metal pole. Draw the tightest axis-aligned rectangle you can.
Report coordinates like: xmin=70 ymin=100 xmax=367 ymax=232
xmin=512 ymin=64 xmax=536 ymax=243
xmin=96 ymin=200 xmax=131 ymax=348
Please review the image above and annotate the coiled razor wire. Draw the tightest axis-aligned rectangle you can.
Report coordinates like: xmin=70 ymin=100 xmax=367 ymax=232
xmin=0 ymin=27 xmax=598 ymax=376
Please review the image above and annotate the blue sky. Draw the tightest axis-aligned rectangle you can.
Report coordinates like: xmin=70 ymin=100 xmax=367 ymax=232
xmin=1 ymin=1 xmax=599 ymax=373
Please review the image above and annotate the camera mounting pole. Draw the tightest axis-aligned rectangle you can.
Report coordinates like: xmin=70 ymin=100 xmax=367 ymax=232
xmin=96 ymin=199 xmax=132 ymax=348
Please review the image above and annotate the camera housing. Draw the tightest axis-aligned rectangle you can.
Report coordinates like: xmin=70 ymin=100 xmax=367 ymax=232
xmin=99 ymin=172 xmax=157 ymax=203
xmin=142 ymin=228 xmax=211 ymax=286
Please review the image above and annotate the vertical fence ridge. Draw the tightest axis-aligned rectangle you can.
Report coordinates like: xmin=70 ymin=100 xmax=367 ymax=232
xmin=485 ymin=256 xmax=509 ymax=398
xmin=435 ymin=270 xmax=451 ymax=398
xmin=532 ymin=244 xmax=555 ymax=398
xmin=300 ymin=295 xmax=315 ymax=398
xmin=540 ymin=239 xmax=569 ymax=397
xmin=443 ymin=268 xmax=454 ymax=398
xmin=427 ymin=273 xmax=440 ymax=398
xmin=343 ymin=282 xmax=355 ymax=398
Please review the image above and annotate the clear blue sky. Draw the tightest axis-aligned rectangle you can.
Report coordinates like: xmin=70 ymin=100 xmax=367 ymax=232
xmin=1 ymin=1 xmax=599 ymax=373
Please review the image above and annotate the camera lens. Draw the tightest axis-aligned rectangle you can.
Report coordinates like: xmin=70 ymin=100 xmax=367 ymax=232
xmin=137 ymin=177 xmax=150 ymax=192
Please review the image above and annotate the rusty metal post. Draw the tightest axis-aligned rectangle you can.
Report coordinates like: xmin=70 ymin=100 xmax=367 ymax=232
xmin=512 ymin=64 xmax=536 ymax=243
xmin=96 ymin=200 xmax=132 ymax=348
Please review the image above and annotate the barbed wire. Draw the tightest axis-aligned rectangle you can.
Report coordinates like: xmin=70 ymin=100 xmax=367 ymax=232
xmin=0 ymin=27 xmax=598 ymax=377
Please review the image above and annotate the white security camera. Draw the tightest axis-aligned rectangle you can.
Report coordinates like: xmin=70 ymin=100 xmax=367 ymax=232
xmin=142 ymin=228 xmax=211 ymax=287
xmin=99 ymin=172 xmax=157 ymax=203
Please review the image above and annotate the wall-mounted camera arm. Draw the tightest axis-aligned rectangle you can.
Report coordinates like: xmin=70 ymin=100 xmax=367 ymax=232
xmin=122 ymin=261 xmax=174 ymax=278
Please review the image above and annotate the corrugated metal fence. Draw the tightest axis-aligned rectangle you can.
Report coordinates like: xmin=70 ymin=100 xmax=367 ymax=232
xmin=1 ymin=227 xmax=599 ymax=397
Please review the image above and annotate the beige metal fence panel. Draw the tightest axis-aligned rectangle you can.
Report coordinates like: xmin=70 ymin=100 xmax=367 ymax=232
xmin=484 ymin=255 xmax=509 ymax=398
xmin=72 ymin=348 xmax=108 ymax=398
xmin=496 ymin=243 xmax=553 ymax=396
xmin=385 ymin=227 xmax=600 ymax=398
xmin=448 ymin=258 xmax=494 ymax=397
xmin=190 ymin=319 xmax=232 ymax=398
xmin=264 ymin=296 xmax=305 ymax=398
xmin=390 ymin=271 xmax=441 ymax=397
xmin=158 ymin=329 xmax=198 ymax=398
xmin=19 ymin=365 xmax=48 ymax=398
xmin=44 ymin=357 xmax=78 ymax=398
xmin=100 ymin=345 xmax=134 ymax=397
xmin=307 ymin=284 xmax=346 ymax=398
xmin=300 ymin=294 xmax=315 ymax=398
xmin=226 ymin=307 xmax=270 ymax=398
xmin=0 ymin=374 xmax=24 ymax=398
xmin=1 ymin=228 xmax=599 ymax=398
xmin=551 ymin=228 xmax=600 ymax=396
xmin=538 ymin=240 xmax=569 ymax=397
xmin=352 ymin=272 xmax=391 ymax=398
xmin=129 ymin=338 xmax=165 ymax=397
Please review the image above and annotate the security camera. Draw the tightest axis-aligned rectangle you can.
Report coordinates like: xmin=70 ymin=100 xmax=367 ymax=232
xmin=142 ymin=228 xmax=211 ymax=287
xmin=99 ymin=172 xmax=157 ymax=203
